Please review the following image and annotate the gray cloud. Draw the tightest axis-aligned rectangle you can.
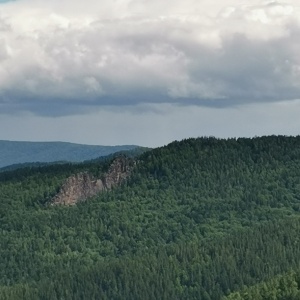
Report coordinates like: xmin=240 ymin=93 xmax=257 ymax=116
xmin=0 ymin=0 xmax=300 ymax=115
xmin=1 ymin=100 xmax=300 ymax=147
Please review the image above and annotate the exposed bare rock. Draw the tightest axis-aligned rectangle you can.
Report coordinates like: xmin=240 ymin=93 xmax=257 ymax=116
xmin=103 ymin=156 xmax=133 ymax=189
xmin=51 ymin=157 xmax=133 ymax=205
xmin=51 ymin=172 xmax=104 ymax=205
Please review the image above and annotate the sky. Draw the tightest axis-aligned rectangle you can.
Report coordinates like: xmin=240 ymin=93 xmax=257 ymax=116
xmin=0 ymin=0 xmax=300 ymax=147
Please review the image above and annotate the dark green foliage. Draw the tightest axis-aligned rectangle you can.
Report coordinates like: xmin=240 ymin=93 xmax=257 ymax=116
xmin=224 ymin=270 xmax=300 ymax=299
xmin=1 ymin=135 xmax=300 ymax=299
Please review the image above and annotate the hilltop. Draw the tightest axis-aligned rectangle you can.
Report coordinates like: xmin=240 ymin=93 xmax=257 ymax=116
xmin=1 ymin=135 xmax=300 ymax=299
xmin=0 ymin=140 xmax=139 ymax=168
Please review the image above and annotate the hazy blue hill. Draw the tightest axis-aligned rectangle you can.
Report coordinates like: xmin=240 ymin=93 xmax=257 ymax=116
xmin=0 ymin=140 xmax=139 ymax=168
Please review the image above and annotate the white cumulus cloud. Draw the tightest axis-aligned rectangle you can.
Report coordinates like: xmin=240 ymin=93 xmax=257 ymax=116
xmin=0 ymin=0 xmax=300 ymax=115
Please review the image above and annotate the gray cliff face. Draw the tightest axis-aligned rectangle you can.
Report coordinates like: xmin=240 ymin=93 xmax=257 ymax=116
xmin=103 ymin=156 xmax=132 ymax=189
xmin=51 ymin=157 xmax=133 ymax=205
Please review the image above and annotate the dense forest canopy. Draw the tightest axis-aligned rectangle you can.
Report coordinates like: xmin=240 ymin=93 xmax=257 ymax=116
xmin=1 ymin=135 xmax=300 ymax=299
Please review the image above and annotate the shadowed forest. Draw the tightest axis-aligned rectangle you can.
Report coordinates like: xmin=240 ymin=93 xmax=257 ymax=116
xmin=1 ymin=136 xmax=300 ymax=299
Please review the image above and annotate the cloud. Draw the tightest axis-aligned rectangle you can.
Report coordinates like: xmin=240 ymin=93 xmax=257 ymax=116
xmin=0 ymin=0 xmax=300 ymax=115
xmin=1 ymin=100 xmax=300 ymax=147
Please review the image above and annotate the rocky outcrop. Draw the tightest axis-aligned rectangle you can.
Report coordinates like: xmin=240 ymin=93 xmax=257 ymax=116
xmin=51 ymin=157 xmax=133 ymax=205
xmin=103 ymin=156 xmax=132 ymax=188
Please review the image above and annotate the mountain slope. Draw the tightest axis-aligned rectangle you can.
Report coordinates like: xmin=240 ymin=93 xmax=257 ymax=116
xmin=0 ymin=140 xmax=139 ymax=168
xmin=1 ymin=135 xmax=300 ymax=299
xmin=224 ymin=269 xmax=300 ymax=300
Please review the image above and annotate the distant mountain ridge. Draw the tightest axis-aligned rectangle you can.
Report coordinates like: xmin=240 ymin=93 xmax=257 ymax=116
xmin=0 ymin=140 xmax=139 ymax=168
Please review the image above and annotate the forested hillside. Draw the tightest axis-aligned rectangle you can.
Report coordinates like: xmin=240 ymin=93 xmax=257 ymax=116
xmin=1 ymin=136 xmax=300 ymax=299
xmin=0 ymin=140 xmax=139 ymax=168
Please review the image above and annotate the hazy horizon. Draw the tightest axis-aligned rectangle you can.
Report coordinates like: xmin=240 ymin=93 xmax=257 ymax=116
xmin=0 ymin=0 xmax=299 ymax=147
